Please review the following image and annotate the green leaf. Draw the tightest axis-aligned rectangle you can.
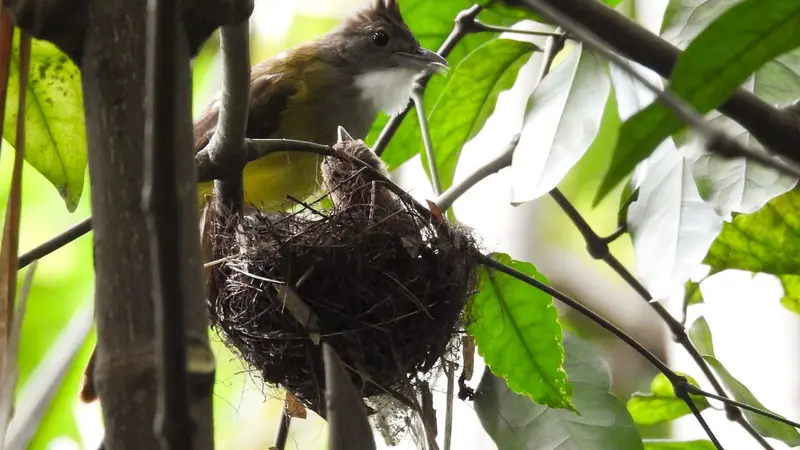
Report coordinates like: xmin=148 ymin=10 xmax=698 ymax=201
xmin=511 ymin=44 xmax=610 ymax=203
xmin=467 ymin=253 xmax=572 ymax=411
xmin=421 ymin=38 xmax=534 ymax=192
xmin=688 ymin=316 xmax=715 ymax=357
xmin=6 ymin=35 xmax=86 ymax=212
xmin=627 ymin=373 xmax=709 ymax=425
xmin=475 ymin=333 xmax=643 ymax=450
xmin=688 ymin=317 xmax=800 ymax=447
xmin=704 ymin=188 xmax=800 ymax=275
xmin=643 ymin=440 xmax=716 ymax=450
xmin=704 ymin=356 xmax=800 ymax=446
xmin=684 ymin=280 xmax=704 ymax=306
xmin=595 ymin=0 xmax=800 ymax=205
xmin=778 ymin=274 xmax=800 ymax=316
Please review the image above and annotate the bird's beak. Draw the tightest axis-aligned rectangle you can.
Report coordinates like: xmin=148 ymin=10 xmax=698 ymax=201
xmin=397 ymin=48 xmax=449 ymax=73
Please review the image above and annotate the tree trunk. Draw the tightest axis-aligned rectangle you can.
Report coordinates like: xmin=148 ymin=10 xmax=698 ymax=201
xmin=81 ymin=0 xmax=214 ymax=448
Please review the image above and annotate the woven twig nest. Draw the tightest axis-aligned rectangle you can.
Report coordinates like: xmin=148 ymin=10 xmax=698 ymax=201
xmin=207 ymin=135 xmax=480 ymax=420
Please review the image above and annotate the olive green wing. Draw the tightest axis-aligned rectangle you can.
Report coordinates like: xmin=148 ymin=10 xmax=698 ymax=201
xmin=193 ymin=66 xmax=298 ymax=152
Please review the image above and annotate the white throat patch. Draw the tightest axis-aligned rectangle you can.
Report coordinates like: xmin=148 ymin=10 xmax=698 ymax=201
xmin=355 ymin=68 xmax=420 ymax=117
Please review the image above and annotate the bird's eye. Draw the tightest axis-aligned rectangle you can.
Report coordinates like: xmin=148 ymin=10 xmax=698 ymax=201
xmin=372 ymin=31 xmax=389 ymax=47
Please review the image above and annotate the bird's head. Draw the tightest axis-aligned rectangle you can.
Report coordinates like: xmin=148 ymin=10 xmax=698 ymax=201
xmin=321 ymin=0 xmax=449 ymax=115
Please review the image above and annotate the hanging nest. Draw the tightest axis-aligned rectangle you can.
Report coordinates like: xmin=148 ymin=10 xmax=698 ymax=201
xmin=206 ymin=136 xmax=481 ymax=420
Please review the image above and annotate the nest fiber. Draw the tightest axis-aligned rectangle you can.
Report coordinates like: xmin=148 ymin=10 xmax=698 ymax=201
xmin=208 ymin=140 xmax=480 ymax=415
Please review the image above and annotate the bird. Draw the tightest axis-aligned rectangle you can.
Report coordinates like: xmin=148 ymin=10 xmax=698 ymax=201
xmin=80 ymin=0 xmax=448 ymax=404
xmin=192 ymin=0 xmax=448 ymax=210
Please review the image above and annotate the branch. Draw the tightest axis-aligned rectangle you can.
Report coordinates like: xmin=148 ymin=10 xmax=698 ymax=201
xmin=17 ymin=217 xmax=91 ymax=270
xmin=686 ymin=385 xmax=800 ymax=430
xmin=142 ymin=0 xmax=193 ymax=446
xmin=373 ymin=4 xmax=483 ymax=156
xmin=512 ymin=0 xmax=800 ymax=179
xmin=3 ymin=0 xmax=254 ymax=63
xmin=207 ymin=22 xmax=250 ymax=214
xmin=548 ymin=188 xmax=774 ymax=449
xmin=503 ymin=0 xmax=800 ymax=165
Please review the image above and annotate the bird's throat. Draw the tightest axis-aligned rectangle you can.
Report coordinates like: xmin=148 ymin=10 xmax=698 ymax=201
xmin=354 ymin=67 xmax=420 ymax=117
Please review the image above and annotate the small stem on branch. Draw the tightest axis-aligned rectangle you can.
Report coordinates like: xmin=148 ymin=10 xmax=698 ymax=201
xmin=412 ymin=83 xmax=442 ymax=196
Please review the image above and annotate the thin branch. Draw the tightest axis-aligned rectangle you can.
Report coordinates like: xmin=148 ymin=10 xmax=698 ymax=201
xmin=273 ymin=406 xmax=290 ymax=450
xmin=516 ymin=0 xmax=800 ymax=180
xmin=443 ymin=359 xmax=455 ymax=450
xmin=412 ymin=83 xmax=442 ymax=196
xmin=373 ymin=4 xmax=483 ymax=156
xmin=675 ymin=389 xmax=723 ymax=450
xmin=208 ymin=22 xmax=251 ymax=214
xmin=469 ymin=19 xmax=563 ymax=39
xmin=686 ymin=385 xmax=800 ymax=429
xmin=434 ymin=134 xmax=517 ymax=211
xmin=504 ymin=0 xmax=800 ymax=165
xmin=548 ymin=188 xmax=772 ymax=449
xmin=17 ymin=218 xmax=92 ymax=270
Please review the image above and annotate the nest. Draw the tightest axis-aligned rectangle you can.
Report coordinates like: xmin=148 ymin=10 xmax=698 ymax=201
xmin=207 ymin=138 xmax=481 ymax=420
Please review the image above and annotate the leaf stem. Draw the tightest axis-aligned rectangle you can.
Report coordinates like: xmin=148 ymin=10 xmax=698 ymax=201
xmin=412 ymin=83 xmax=442 ymax=196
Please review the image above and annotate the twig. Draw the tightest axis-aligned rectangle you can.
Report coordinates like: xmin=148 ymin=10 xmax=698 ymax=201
xmin=675 ymin=389 xmax=723 ymax=450
xmin=478 ymin=254 xmax=722 ymax=449
xmin=443 ymin=359 xmax=455 ymax=450
xmin=504 ymin=0 xmax=800 ymax=166
xmin=686 ymin=385 xmax=800 ymax=429
xmin=17 ymin=218 xmax=92 ymax=270
xmin=412 ymin=83 xmax=442 ymax=196
xmin=434 ymin=134 xmax=517 ymax=212
xmin=0 ymin=30 xmax=29 ymax=383
xmin=547 ymin=188 xmax=772 ymax=449
xmin=143 ymin=0 xmax=191 ymax=446
xmin=516 ymin=0 xmax=800 ymax=180
xmin=207 ymin=23 xmax=250 ymax=214
xmin=373 ymin=4 xmax=483 ymax=156
xmin=273 ymin=404 xmax=291 ymax=450
xmin=469 ymin=19 xmax=563 ymax=38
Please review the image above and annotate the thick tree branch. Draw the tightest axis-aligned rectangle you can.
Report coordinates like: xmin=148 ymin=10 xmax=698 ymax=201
xmin=503 ymin=0 xmax=800 ymax=165
xmin=2 ymin=0 xmax=254 ymax=62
